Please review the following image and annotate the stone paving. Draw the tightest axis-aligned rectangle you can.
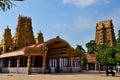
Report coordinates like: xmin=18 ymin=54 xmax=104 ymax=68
xmin=0 ymin=71 xmax=120 ymax=80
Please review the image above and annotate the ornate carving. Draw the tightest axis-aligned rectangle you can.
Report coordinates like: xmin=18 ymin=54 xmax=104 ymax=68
xmin=36 ymin=31 xmax=44 ymax=44
xmin=95 ymin=19 xmax=116 ymax=46
xmin=13 ymin=16 xmax=35 ymax=49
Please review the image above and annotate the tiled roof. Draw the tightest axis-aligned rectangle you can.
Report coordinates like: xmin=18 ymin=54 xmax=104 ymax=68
xmin=0 ymin=43 xmax=46 ymax=58
xmin=0 ymin=47 xmax=26 ymax=58
xmin=86 ymin=54 xmax=96 ymax=63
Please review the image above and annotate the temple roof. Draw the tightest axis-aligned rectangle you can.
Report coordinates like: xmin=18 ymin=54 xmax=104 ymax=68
xmin=0 ymin=36 xmax=84 ymax=58
xmin=46 ymin=36 xmax=71 ymax=47
xmin=0 ymin=43 xmax=46 ymax=58
xmin=86 ymin=54 xmax=96 ymax=63
xmin=0 ymin=37 xmax=72 ymax=58
xmin=0 ymin=47 xmax=26 ymax=58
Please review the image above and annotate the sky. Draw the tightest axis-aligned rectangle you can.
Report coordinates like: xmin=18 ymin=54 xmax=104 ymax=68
xmin=0 ymin=0 xmax=120 ymax=51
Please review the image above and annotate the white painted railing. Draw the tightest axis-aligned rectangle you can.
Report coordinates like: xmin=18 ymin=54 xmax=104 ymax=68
xmin=50 ymin=67 xmax=56 ymax=73
xmin=31 ymin=67 xmax=43 ymax=73
xmin=2 ymin=67 xmax=81 ymax=73
xmin=17 ymin=67 xmax=27 ymax=73
xmin=62 ymin=67 xmax=71 ymax=72
xmin=9 ymin=68 xmax=17 ymax=73
xmin=2 ymin=67 xmax=27 ymax=73
xmin=2 ymin=68 xmax=9 ymax=73
xmin=72 ymin=67 xmax=80 ymax=72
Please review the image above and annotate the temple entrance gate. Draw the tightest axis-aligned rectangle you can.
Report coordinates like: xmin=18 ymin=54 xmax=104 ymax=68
xmin=49 ymin=57 xmax=69 ymax=73
xmin=49 ymin=58 xmax=57 ymax=73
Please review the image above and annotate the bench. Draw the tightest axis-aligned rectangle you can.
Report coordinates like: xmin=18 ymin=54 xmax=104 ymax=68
xmin=106 ymin=70 xmax=116 ymax=76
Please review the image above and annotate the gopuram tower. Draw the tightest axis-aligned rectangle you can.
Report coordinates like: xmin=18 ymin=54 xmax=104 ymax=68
xmin=0 ymin=26 xmax=13 ymax=53
xmin=35 ymin=31 xmax=44 ymax=44
xmin=13 ymin=15 xmax=35 ymax=50
xmin=95 ymin=19 xmax=116 ymax=46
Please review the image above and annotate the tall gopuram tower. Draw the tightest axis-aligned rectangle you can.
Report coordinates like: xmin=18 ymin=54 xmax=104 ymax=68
xmin=0 ymin=26 xmax=13 ymax=53
xmin=35 ymin=31 xmax=44 ymax=44
xmin=13 ymin=15 xmax=35 ymax=50
xmin=95 ymin=19 xmax=116 ymax=46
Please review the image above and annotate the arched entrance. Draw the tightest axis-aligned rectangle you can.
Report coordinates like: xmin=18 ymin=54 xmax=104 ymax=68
xmin=46 ymin=37 xmax=71 ymax=73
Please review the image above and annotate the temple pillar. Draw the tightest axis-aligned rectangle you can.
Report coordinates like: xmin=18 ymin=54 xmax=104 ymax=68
xmin=27 ymin=56 xmax=31 ymax=74
xmin=8 ymin=57 xmax=12 ymax=67
xmin=68 ymin=49 xmax=72 ymax=72
xmin=86 ymin=63 xmax=89 ymax=70
xmin=95 ymin=63 xmax=97 ymax=70
xmin=17 ymin=56 xmax=20 ymax=68
xmin=42 ymin=47 xmax=48 ymax=73
xmin=31 ymin=56 xmax=35 ymax=67
xmin=42 ymin=54 xmax=46 ymax=73
xmin=69 ymin=56 xmax=72 ymax=72
xmin=17 ymin=56 xmax=20 ymax=73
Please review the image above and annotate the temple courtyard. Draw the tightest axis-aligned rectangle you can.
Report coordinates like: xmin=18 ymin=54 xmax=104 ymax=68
xmin=0 ymin=71 xmax=120 ymax=80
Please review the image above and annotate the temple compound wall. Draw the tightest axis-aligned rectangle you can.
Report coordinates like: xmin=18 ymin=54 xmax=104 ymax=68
xmin=0 ymin=15 xmax=83 ymax=74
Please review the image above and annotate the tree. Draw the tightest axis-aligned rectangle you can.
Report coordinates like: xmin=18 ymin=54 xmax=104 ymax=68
xmin=86 ymin=40 xmax=96 ymax=54
xmin=117 ymin=30 xmax=120 ymax=45
xmin=81 ymin=56 xmax=87 ymax=65
xmin=95 ymin=44 xmax=109 ymax=53
xmin=96 ymin=46 xmax=118 ymax=66
xmin=114 ymin=45 xmax=120 ymax=63
xmin=76 ymin=45 xmax=86 ymax=53
xmin=0 ymin=0 xmax=24 ymax=11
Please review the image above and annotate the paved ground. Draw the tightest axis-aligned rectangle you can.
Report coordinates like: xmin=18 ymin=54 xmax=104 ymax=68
xmin=0 ymin=71 xmax=120 ymax=80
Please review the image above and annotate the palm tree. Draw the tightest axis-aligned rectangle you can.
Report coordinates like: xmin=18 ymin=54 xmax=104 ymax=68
xmin=86 ymin=40 xmax=96 ymax=54
xmin=0 ymin=0 xmax=24 ymax=11
xmin=76 ymin=45 xmax=86 ymax=53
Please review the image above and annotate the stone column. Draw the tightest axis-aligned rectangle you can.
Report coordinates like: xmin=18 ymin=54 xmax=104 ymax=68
xmin=86 ymin=63 xmax=89 ymax=70
xmin=42 ymin=47 xmax=48 ymax=73
xmin=17 ymin=56 xmax=20 ymax=67
xmin=27 ymin=56 xmax=31 ymax=74
xmin=95 ymin=63 xmax=97 ymax=70
xmin=8 ymin=57 xmax=12 ymax=67
xmin=17 ymin=56 xmax=20 ymax=74
xmin=69 ymin=56 xmax=72 ymax=72
xmin=31 ymin=56 xmax=35 ymax=67
xmin=68 ymin=49 xmax=72 ymax=72
xmin=42 ymin=54 xmax=46 ymax=73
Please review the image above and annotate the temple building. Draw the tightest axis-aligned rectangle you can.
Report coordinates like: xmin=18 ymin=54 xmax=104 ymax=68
xmin=0 ymin=15 xmax=83 ymax=74
xmin=95 ymin=19 xmax=116 ymax=46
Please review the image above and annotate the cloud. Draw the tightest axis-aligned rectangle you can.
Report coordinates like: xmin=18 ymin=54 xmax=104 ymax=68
xmin=62 ymin=0 xmax=110 ymax=7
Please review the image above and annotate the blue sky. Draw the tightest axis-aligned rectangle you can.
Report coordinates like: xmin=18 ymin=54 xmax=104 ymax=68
xmin=0 ymin=0 xmax=120 ymax=50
